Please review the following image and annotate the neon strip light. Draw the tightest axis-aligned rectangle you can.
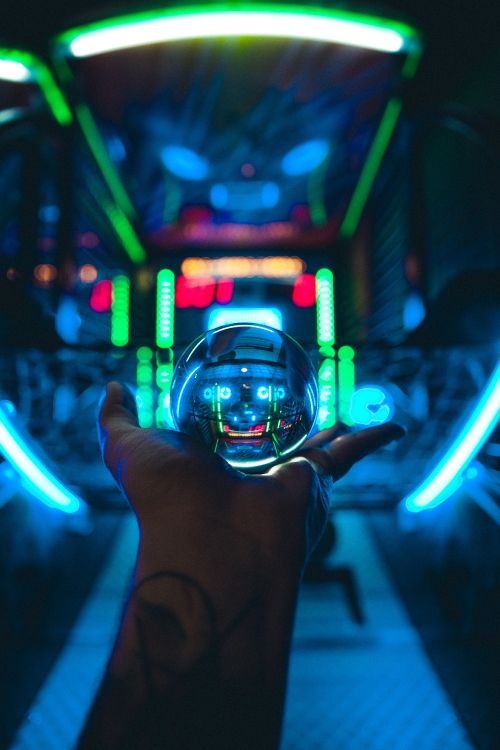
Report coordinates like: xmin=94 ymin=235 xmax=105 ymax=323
xmin=136 ymin=347 xmax=154 ymax=427
xmin=340 ymin=98 xmax=403 ymax=238
xmin=56 ymin=5 xmax=421 ymax=59
xmin=405 ymin=360 xmax=500 ymax=513
xmin=316 ymin=268 xmax=335 ymax=346
xmin=338 ymin=346 xmax=355 ymax=425
xmin=111 ymin=275 xmax=130 ymax=347
xmin=208 ymin=307 xmax=282 ymax=330
xmin=0 ymin=49 xmax=72 ymax=125
xmin=156 ymin=360 xmax=174 ymax=427
xmin=0 ymin=401 xmax=80 ymax=513
xmin=156 ymin=269 xmax=175 ymax=348
xmin=317 ymin=358 xmax=336 ymax=429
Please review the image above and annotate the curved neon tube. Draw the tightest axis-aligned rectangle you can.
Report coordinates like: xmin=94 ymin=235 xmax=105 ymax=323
xmin=404 ymin=359 xmax=500 ymax=512
xmin=56 ymin=5 xmax=421 ymax=59
xmin=0 ymin=401 xmax=81 ymax=513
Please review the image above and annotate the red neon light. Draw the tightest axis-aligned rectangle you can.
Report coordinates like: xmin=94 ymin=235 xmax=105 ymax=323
xmin=175 ymin=275 xmax=216 ymax=308
xmin=90 ymin=279 xmax=113 ymax=312
xmin=292 ymin=273 xmax=316 ymax=307
xmin=215 ymin=278 xmax=234 ymax=304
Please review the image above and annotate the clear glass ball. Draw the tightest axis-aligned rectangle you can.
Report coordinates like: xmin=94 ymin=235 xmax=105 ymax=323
xmin=170 ymin=324 xmax=318 ymax=471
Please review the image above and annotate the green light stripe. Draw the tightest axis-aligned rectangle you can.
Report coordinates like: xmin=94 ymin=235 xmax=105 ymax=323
xmin=317 ymin=358 xmax=336 ymax=428
xmin=338 ymin=346 xmax=355 ymax=425
xmin=75 ymin=104 xmax=136 ymax=219
xmin=340 ymin=98 xmax=403 ymax=238
xmin=0 ymin=48 xmax=72 ymax=126
xmin=136 ymin=347 xmax=154 ymax=427
xmin=316 ymin=268 xmax=335 ymax=347
xmin=105 ymin=202 xmax=146 ymax=264
xmin=156 ymin=269 xmax=175 ymax=348
xmin=156 ymin=360 xmax=174 ymax=427
xmin=111 ymin=275 xmax=130 ymax=347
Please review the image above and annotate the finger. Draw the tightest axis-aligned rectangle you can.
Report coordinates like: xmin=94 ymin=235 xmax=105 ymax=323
xmin=300 ymin=422 xmax=406 ymax=479
xmin=98 ymin=381 xmax=140 ymax=450
xmin=301 ymin=422 xmax=351 ymax=449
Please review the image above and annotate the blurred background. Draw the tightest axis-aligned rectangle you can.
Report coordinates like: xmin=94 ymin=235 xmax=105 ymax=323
xmin=0 ymin=2 xmax=498 ymax=749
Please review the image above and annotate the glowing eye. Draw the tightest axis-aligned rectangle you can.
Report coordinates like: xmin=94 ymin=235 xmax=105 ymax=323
xmin=219 ymin=386 xmax=232 ymax=399
xmin=161 ymin=145 xmax=209 ymax=181
xmin=257 ymin=386 xmax=269 ymax=399
xmin=281 ymin=139 xmax=330 ymax=176
xmin=276 ymin=386 xmax=285 ymax=399
xmin=203 ymin=387 xmax=213 ymax=400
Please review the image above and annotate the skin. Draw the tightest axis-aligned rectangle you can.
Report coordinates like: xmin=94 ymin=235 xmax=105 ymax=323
xmin=78 ymin=381 xmax=405 ymax=750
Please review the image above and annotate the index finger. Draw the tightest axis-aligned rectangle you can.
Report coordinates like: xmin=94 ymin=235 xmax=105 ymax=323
xmin=299 ymin=422 xmax=406 ymax=479
xmin=98 ymin=381 xmax=140 ymax=450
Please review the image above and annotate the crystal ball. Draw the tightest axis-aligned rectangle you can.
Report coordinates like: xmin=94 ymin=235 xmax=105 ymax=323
xmin=170 ymin=324 xmax=318 ymax=471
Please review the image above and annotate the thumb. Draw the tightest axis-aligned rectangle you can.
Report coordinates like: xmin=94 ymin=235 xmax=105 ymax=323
xmin=98 ymin=381 xmax=140 ymax=454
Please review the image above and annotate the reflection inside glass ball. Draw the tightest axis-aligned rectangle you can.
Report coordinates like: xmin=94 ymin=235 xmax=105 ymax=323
xmin=170 ymin=324 xmax=318 ymax=471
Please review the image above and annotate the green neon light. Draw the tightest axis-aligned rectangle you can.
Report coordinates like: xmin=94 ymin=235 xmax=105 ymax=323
xmin=75 ymin=104 xmax=136 ymax=219
xmin=111 ymin=275 xmax=130 ymax=347
xmin=0 ymin=48 xmax=72 ymax=126
xmin=156 ymin=269 xmax=175 ymax=348
xmin=105 ymin=201 xmax=146 ymax=264
xmin=308 ymin=150 xmax=330 ymax=226
xmin=316 ymin=268 xmax=335 ymax=347
xmin=55 ymin=5 xmax=420 ymax=58
xmin=156 ymin=360 xmax=174 ymax=427
xmin=136 ymin=347 xmax=154 ymax=427
xmin=317 ymin=357 xmax=336 ymax=429
xmin=338 ymin=345 xmax=355 ymax=425
xmin=340 ymin=98 xmax=403 ymax=238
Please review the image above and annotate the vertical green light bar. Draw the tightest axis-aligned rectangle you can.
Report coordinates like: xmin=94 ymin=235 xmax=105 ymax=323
xmin=338 ymin=346 xmax=356 ymax=425
xmin=156 ymin=360 xmax=174 ymax=428
xmin=316 ymin=268 xmax=335 ymax=347
xmin=317 ymin=358 xmax=337 ymax=429
xmin=136 ymin=346 xmax=154 ymax=427
xmin=111 ymin=275 xmax=130 ymax=347
xmin=156 ymin=269 xmax=175 ymax=348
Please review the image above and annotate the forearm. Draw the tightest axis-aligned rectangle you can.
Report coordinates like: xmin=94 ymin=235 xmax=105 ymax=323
xmin=78 ymin=549 xmax=301 ymax=750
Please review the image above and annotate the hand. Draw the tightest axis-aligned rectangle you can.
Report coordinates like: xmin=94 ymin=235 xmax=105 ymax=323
xmin=84 ymin=381 xmax=405 ymax=750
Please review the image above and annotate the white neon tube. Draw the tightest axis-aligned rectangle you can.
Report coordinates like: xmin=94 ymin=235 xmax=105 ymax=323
xmin=0 ymin=59 xmax=31 ymax=82
xmin=67 ymin=9 xmax=406 ymax=59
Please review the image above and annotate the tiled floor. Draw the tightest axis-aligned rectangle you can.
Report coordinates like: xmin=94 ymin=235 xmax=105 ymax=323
xmin=9 ymin=512 xmax=474 ymax=750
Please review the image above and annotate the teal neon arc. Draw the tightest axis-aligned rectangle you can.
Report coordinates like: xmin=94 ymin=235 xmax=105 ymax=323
xmin=55 ymin=5 xmax=421 ymax=59
xmin=405 ymin=360 xmax=500 ymax=513
xmin=0 ymin=401 xmax=81 ymax=513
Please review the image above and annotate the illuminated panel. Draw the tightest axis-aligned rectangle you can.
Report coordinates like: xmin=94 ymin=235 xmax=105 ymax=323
xmin=136 ymin=347 xmax=154 ymax=427
xmin=0 ymin=49 xmax=72 ymax=125
xmin=405 ymin=360 xmax=500 ymax=513
xmin=181 ymin=256 xmax=304 ymax=279
xmin=350 ymin=385 xmax=393 ymax=426
xmin=208 ymin=307 xmax=282 ymax=330
xmin=156 ymin=269 xmax=175 ymax=348
xmin=111 ymin=275 xmax=130 ymax=347
xmin=317 ymin=358 xmax=336 ymax=429
xmin=316 ymin=268 xmax=335 ymax=346
xmin=58 ymin=6 xmax=420 ymax=59
xmin=0 ymin=401 xmax=81 ymax=513
xmin=338 ymin=346 xmax=355 ymax=425
xmin=156 ymin=359 xmax=174 ymax=428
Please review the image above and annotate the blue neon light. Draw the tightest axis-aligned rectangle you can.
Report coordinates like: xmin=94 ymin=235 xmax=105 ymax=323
xmin=162 ymin=145 xmax=209 ymax=181
xmin=405 ymin=360 xmax=500 ymax=512
xmin=219 ymin=386 xmax=232 ymax=399
xmin=0 ymin=401 xmax=81 ymax=513
xmin=257 ymin=386 xmax=269 ymax=399
xmin=350 ymin=385 xmax=394 ymax=426
xmin=210 ymin=181 xmax=281 ymax=210
xmin=281 ymin=139 xmax=329 ymax=176
xmin=208 ymin=307 xmax=283 ymax=330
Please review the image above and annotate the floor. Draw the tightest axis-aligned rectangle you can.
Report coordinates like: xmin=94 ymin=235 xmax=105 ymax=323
xmin=7 ymin=511 xmax=475 ymax=750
